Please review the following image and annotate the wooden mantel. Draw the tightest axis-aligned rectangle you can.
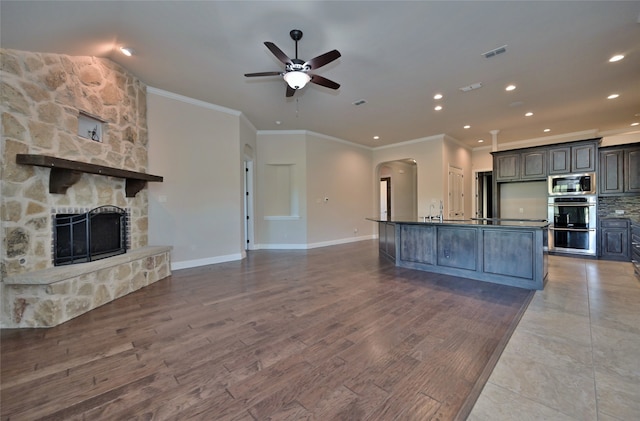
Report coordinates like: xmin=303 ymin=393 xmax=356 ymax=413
xmin=16 ymin=154 xmax=163 ymax=197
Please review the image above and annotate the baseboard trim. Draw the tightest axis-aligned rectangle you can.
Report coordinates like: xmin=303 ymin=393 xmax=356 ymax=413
xmin=171 ymin=253 xmax=243 ymax=271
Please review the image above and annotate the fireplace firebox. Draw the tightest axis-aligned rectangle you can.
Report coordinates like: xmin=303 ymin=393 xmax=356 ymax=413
xmin=53 ymin=206 xmax=128 ymax=266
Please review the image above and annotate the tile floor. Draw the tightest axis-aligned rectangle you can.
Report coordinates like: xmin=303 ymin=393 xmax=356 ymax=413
xmin=469 ymin=255 xmax=640 ymax=420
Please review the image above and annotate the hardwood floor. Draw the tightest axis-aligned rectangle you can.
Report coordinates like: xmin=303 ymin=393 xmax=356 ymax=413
xmin=1 ymin=240 xmax=532 ymax=420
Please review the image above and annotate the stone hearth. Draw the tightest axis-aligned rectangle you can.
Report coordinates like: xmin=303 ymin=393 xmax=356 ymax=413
xmin=2 ymin=246 xmax=171 ymax=328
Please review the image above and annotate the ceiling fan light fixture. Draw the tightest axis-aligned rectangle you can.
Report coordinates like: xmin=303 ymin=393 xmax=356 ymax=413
xmin=283 ymin=71 xmax=311 ymax=90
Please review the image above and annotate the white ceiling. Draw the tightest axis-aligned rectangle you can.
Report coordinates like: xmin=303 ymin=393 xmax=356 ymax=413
xmin=2 ymin=1 xmax=639 ymax=148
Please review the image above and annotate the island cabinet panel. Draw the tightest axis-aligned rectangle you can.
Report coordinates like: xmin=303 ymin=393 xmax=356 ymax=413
xmin=399 ymin=224 xmax=436 ymax=265
xmin=378 ymin=222 xmax=396 ymax=260
xmin=371 ymin=218 xmax=548 ymax=290
xmin=437 ymin=227 xmax=477 ymax=271
xmin=483 ymin=230 xmax=534 ymax=280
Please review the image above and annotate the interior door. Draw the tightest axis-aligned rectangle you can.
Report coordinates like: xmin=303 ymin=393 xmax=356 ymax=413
xmin=448 ymin=165 xmax=464 ymax=219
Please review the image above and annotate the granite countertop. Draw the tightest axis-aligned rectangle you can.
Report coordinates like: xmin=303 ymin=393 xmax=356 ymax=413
xmin=366 ymin=217 xmax=550 ymax=229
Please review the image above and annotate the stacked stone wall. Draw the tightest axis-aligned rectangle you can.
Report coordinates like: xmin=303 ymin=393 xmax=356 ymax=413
xmin=1 ymin=49 xmax=150 ymax=278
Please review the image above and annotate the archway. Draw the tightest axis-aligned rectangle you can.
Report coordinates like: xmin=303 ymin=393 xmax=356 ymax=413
xmin=376 ymin=159 xmax=418 ymax=220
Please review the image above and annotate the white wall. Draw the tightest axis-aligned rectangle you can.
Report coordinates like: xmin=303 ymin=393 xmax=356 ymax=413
xmin=147 ymin=88 xmax=244 ymax=269
xmin=256 ymin=131 xmax=308 ymax=247
xmin=306 ymin=133 xmax=374 ymax=245
xmin=499 ymin=181 xmax=548 ymax=220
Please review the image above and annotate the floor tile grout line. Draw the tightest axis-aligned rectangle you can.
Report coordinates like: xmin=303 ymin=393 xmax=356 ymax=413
xmin=584 ymin=259 xmax=600 ymax=421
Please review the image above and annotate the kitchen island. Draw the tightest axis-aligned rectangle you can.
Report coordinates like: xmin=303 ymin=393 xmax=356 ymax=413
xmin=368 ymin=217 xmax=549 ymax=290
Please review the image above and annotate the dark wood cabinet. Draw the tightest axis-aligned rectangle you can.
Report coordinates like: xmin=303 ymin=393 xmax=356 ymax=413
xmin=548 ymin=142 xmax=596 ymax=174
xmin=572 ymin=143 xmax=597 ymax=172
xmin=378 ymin=222 xmax=396 ymax=260
xmin=599 ymin=144 xmax=640 ymax=196
xmin=548 ymin=146 xmax=571 ymax=174
xmin=599 ymin=218 xmax=630 ymax=261
xmin=521 ymin=149 xmax=547 ymax=179
xmin=495 ymin=153 xmax=519 ymax=182
xmin=626 ymin=147 xmax=640 ymax=193
xmin=599 ymin=149 xmax=624 ymax=194
xmin=493 ymin=149 xmax=547 ymax=182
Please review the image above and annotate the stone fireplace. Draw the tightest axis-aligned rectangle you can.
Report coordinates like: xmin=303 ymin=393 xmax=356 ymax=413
xmin=1 ymin=48 xmax=171 ymax=328
xmin=52 ymin=205 xmax=129 ymax=266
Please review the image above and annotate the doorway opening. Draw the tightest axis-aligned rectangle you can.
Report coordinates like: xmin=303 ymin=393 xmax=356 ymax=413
xmin=475 ymin=171 xmax=493 ymax=219
xmin=380 ymin=177 xmax=391 ymax=220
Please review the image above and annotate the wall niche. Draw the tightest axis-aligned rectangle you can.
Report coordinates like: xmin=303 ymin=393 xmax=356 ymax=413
xmin=78 ymin=111 xmax=106 ymax=142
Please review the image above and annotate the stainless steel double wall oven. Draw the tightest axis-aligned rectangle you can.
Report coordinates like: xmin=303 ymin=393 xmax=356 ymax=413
xmin=548 ymin=173 xmax=597 ymax=256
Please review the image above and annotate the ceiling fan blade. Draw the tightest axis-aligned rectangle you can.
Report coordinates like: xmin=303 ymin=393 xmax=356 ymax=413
xmin=286 ymin=85 xmax=295 ymax=97
xmin=264 ymin=42 xmax=293 ymax=65
xmin=310 ymin=74 xmax=340 ymax=90
xmin=304 ymin=50 xmax=341 ymax=70
xmin=244 ymin=71 xmax=282 ymax=77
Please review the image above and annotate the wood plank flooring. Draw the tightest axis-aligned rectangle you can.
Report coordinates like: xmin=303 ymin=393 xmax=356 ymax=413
xmin=1 ymin=240 xmax=532 ymax=420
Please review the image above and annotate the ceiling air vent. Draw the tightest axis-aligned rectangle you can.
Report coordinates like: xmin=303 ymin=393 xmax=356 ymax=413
xmin=459 ymin=82 xmax=483 ymax=92
xmin=482 ymin=45 xmax=508 ymax=59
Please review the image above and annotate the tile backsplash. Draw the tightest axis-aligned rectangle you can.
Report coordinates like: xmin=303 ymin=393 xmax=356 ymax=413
xmin=598 ymin=195 xmax=640 ymax=222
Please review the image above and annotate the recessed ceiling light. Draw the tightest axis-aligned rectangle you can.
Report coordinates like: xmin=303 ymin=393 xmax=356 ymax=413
xmin=477 ymin=139 xmax=484 ymax=143
xmin=544 ymin=129 xmax=551 ymax=133
xmin=434 ymin=105 xmax=443 ymax=111
xmin=525 ymin=112 xmax=533 ymax=117
xmin=631 ymin=122 xmax=639 ymax=127
xmin=275 ymin=121 xmax=281 ymax=125
xmin=373 ymin=136 xmax=380 ymax=140
xmin=119 ymin=47 xmax=134 ymax=56
xmin=434 ymin=93 xmax=443 ymax=100
xmin=505 ymin=84 xmax=516 ymax=91
xmin=609 ymin=54 xmax=624 ymax=62
xmin=607 ymin=94 xmax=619 ymax=99
xmin=463 ymin=125 xmax=471 ymax=129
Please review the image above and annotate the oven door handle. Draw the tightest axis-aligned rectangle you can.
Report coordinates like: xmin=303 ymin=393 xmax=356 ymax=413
xmin=549 ymin=227 xmax=594 ymax=232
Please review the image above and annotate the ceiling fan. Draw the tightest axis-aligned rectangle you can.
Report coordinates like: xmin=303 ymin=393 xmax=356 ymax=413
xmin=245 ymin=29 xmax=341 ymax=97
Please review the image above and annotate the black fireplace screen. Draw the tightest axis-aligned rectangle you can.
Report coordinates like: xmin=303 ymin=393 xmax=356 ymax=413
xmin=53 ymin=206 xmax=128 ymax=266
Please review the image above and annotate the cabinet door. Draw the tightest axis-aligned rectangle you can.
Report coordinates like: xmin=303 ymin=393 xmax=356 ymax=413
xmin=599 ymin=149 xmax=624 ymax=195
xmin=625 ymin=147 xmax=640 ymax=193
xmin=572 ymin=143 xmax=596 ymax=172
xmin=600 ymin=219 xmax=630 ymax=261
xmin=549 ymin=147 xmax=570 ymax=174
xmin=495 ymin=153 xmax=519 ymax=181
xmin=521 ymin=149 xmax=547 ymax=179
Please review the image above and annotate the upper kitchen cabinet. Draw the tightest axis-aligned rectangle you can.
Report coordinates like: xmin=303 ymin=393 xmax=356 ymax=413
xmin=492 ymin=148 xmax=547 ymax=182
xmin=599 ymin=143 xmax=640 ymax=195
xmin=494 ymin=152 xmax=519 ymax=182
xmin=521 ymin=149 xmax=547 ymax=180
xmin=548 ymin=140 xmax=598 ymax=174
